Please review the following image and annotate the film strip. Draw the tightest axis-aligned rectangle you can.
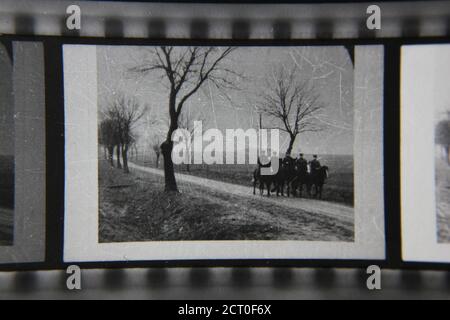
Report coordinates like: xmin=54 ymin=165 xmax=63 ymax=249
xmin=0 ymin=0 xmax=449 ymax=299
xmin=0 ymin=1 xmax=450 ymax=39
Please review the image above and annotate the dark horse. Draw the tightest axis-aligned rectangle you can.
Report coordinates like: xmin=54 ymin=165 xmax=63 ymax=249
xmin=271 ymin=159 xmax=297 ymax=197
xmin=307 ymin=166 xmax=329 ymax=199
xmin=291 ymin=165 xmax=329 ymax=199
xmin=253 ymin=162 xmax=273 ymax=196
xmin=253 ymin=158 xmax=297 ymax=197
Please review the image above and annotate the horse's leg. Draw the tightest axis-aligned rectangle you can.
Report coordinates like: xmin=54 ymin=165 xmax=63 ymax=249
xmin=292 ymin=179 xmax=297 ymax=197
xmin=267 ymin=181 xmax=271 ymax=197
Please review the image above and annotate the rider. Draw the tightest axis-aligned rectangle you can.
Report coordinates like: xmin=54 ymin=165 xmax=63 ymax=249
xmin=283 ymin=153 xmax=294 ymax=169
xmin=310 ymin=155 xmax=321 ymax=175
xmin=295 ymin=153 xmax=308 ymax=173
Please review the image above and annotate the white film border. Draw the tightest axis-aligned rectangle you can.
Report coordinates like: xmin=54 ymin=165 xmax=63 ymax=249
xmin=63 ymin=44 xmax=385 ymax=262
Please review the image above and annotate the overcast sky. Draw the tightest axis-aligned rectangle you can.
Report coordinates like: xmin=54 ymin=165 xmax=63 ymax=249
xmin=97 ymin=45 xmax=354 ymax=156
xmin=0 ymin=44 xmax=14 ymax=157
xmin=402 ymin=44 xmax=450 ymax=123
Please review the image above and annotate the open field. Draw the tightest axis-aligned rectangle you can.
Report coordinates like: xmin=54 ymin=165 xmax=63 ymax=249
xmin=436 ymin=157 xmax=450 ymax=243
xmin=0 ymin=155 xmax=14 ymax=245
xmin=134 ymin=153 xmax=354 ymax=206
xmin=99 ymin=160 xmax=354 ymax=243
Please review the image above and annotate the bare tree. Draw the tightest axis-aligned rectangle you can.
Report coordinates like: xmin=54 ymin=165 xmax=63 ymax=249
xmin=436 ymin=113 xmax=450 ymax=165
xmin=258 ymin=66 xmax=323 ymax=156
xmin=99 ymin=118 xmax=118 ymax=167
xmin=103 ymin=94 xmax=148 ymax=173
xmin=131 ymin=46 xmax=239 ymax=191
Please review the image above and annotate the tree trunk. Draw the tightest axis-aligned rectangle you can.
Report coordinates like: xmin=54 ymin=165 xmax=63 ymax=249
xmin=161 ymin=92 xmax=179 ymax=192
xmin=108 ymin=146 xmax=114 ymax=167
xmin=161 ymin=140 xmax=178 ymax=192
xmin=122 ymin=144 xmax=130 ymax=174
xmin=286 ymin=135 xmax=296 ymax=156
xmin=116 ymin=144 xmax=122 ymax=169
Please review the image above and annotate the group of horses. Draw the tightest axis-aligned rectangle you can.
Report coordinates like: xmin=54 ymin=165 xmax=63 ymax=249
xmin=252 ymin=158 xmax=329 ymax=199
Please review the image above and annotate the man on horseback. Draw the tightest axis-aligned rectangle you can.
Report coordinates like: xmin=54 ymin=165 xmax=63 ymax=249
xmin=282 ymin=153 xmax=295 ymax=169
xmin=295 ymin=153 xmax=308 ymax=173
xmin=310 ymin=155 xmax=321 ymax=175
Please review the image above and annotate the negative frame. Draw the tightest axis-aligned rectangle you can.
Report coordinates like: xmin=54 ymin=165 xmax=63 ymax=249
xmin=63 ymin=41 xmax=385 ymax=263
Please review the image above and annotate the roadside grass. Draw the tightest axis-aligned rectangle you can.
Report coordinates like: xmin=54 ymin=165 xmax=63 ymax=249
xmin=0 ymin=156 xmax=14 ymax=245
xmin=436 ymin=157 xmax=450 ymax=243
xmin=0 ymin=208 xmax=14 ymax=245
xmin=99 ymin=161 xmax=277 ymax=242
xmin=99 ymin=160 xmax=354 ymax=243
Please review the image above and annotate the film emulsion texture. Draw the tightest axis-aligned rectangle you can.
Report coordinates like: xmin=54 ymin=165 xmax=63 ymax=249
xmin=96 ymin=46 xmax=356 ymax=243
xmin=0 ymin=42 xmax=14 ymax=246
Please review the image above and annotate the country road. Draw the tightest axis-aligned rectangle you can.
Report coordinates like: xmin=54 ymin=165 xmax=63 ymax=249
xmin=128 ymin=161 xmax=354 ymax=224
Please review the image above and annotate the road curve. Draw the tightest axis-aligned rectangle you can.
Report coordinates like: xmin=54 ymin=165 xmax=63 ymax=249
xmin=128 ymin=161 xmax=354 ymax=224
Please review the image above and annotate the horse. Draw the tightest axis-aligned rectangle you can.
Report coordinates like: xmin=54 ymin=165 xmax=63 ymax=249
xmin=253 ymin=166 xmax=273 ymax=197
xmin=308 ymin=166 xmax=329 ymax=199
xmin=292 ymin=164 xmax=309 ymax=197
xmin=253 ymin=158 xmax=289 ymax=197
xmin=253 ymin=160 xmax=329 ymax=200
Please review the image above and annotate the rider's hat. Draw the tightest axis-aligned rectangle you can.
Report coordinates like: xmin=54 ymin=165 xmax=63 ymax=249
xmin=313 ymin=154 xmax=318 ymax=158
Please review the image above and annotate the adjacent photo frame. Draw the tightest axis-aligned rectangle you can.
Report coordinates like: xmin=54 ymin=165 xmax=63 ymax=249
xmin=401 ymin=44 xmax=450 ymax=263
xmin=0 ymin=40 xmax=46 ymax=264
xmin=63 ymin=42 xmax=385 ymax=263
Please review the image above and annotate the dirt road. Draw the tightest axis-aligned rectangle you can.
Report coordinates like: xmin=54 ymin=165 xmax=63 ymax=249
xmin=128 ymin=161 xmax=354 ymax=224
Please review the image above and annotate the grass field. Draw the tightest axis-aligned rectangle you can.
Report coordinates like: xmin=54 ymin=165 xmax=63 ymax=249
xmin=134 ymin=152 xmax=354 ymax=206
xmin=98 ymin=160 xmax=354 ymax=243
xmin=436 ymin=157 xmax=450 ymax=243
xmin=0 ymin=155 xmax=14 ymax=245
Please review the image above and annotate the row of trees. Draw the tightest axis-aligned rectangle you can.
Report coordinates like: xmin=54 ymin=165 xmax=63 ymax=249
xmin=99 ymin=95 xmax=147 ymax=173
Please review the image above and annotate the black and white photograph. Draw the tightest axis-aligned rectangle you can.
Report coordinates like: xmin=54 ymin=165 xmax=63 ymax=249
xmin=96 ymin=46 xmax=354 ymax=243
xmin=402 ymin=44 xmax=450 ymax=262
xmin=64 ymin=44 xmax=385 ymax=262
xmin=0 ymin=41 xmax=14 ymax=246
xmin=435 ymin=98 xmax=450 ymax=243
xmin=0 ymin=40 xmax=46 ymax=264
